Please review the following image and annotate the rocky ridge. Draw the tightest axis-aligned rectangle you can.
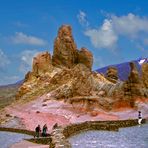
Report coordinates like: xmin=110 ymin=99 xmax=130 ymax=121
xmin=16 ymin=25 xmax=148 ymax=112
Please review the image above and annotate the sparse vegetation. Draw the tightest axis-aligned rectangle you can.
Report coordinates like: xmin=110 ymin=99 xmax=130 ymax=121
xmin=0 ymin=85 xmax=19 ymax=109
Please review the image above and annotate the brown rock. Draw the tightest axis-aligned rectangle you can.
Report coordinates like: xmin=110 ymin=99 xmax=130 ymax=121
xmin=106 ymin=67 xmax=118 ymax=83
xmin=142 ymin=63 xmax=148 ymax=88
xmin=124 ymin=62 xmax=144 ymax=104
xmin=71 ymin=64 xmax=94 ymax=96
xmin=52 ymin=25 xmax=77 ymax=68
xmin=24 ymin=71 xmax=36 ymax=82
xmin=77 ymin=47 xmax=93 ymax=70
xmin=17 ymin=25 xmax=146 ymax=112
xmin=32 ymin=51 xmax=52 ymax=76
xmin=16 ymin=85 xmax=31 ymax=99
xmin=90 ymin=110 xmax=98 ymax=116
xmin=49 ymin=64 xmax=92 ymax=99
xmin=112 ymin=100 xmax=132 ymax=109
xmin=128 ymin=62 xmax=140 ymax=83
xmin=49 ymin=63 xmax=110 ymax=100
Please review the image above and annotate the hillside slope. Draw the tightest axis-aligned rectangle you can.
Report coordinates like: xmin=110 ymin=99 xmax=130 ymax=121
xmin=95 ymin=58 xmax=147 ymax=81
xmin=0 ymin=81 xmax=23 ymax=109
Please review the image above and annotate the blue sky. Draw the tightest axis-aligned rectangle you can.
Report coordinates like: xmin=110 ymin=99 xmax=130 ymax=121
xmin=0 ymin=0 xmax=148 ymax=85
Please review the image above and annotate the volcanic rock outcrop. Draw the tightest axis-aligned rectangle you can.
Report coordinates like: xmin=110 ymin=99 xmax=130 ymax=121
xmin=124 ymin=62 xmax=144 ymax=99
xmin=77 ymin=47 xmax=93 ymax=70
xmin=23 ymin=51 xmax=52 ymax=82
xmin=105 ymin=67 xmax=118 ymax=83
xmin=16 ymin=25 xmax=148 ymax=111
xmin=32 ymin=51 xmax=52 ymax=75
xmin=52 ymin=25 xmax=77 ymax=68
xmin=142 ymin=63 xmax=148 ymax=88
xmin=17 ymin=25 xmax=97 ymax=100
xmin=52 ymin=25 xmax=93 ymax=70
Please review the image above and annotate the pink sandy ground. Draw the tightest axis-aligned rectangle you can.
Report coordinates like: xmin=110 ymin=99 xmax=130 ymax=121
xmin=4 ymin=94 xmax=148 ymax=133
xmin=2 ymin=95 xmax=147 ymax=148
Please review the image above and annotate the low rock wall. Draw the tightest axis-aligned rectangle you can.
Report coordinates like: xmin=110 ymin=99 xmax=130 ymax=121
xmin=50 ymin=119 xmax=146 ymax=148
xmin=0 ymin=119 xmax=146 ymax=148
xmin=0 ymin=127 xmax=35 ymax=135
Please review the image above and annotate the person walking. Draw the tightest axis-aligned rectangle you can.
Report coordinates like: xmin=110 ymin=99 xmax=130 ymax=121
xmin=138 ymin=111 xmax=142 ymax=125
xmin=42 ymin=124 xmax=48 ymax=137
xmin=34 ymin=125 xmax=41 ymax=138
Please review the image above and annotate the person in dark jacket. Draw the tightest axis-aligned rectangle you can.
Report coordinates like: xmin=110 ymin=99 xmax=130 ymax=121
xmin=42 ymin=124 xmax=48 ymax=137
xmin=34 ymin=125 xmax=41 ymax=138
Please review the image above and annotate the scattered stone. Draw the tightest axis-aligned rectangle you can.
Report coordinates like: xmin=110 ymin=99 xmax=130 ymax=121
xmin=42 ymin=104 xmax=47 ymax=106
xmin=6 ymin=114 xmax=12 ymax=117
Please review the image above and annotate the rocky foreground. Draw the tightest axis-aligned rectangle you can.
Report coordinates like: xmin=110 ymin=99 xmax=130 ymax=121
xmin=0 ymin=25 xmax=148 ymax=131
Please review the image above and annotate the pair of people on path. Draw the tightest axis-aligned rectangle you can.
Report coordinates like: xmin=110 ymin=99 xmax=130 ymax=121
xmin=35 ymin=124 xmax=48 ymax=138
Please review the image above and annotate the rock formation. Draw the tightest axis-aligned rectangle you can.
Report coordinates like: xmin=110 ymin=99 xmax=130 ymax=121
xmin=52 ymin=25 xmax=93 ymax=70
xmin=52 ymin=25 xmax=77 ymax=68
xmin=32 ymin=51 xmax=52 ymax=76
xmin=48 ymin=63 xmax=111 ymax=100
xmin=142 ymin=63 xmax=148 ymax=88
xmin=124 ymin=62 xmax=144 ymax=102
xmin=16 ymin=25 xmax=148 ymax=111
xmin=105 ymin=67 xmax=118 ymax=83
xmin=77 ymin=47 xmax=93 ymax=70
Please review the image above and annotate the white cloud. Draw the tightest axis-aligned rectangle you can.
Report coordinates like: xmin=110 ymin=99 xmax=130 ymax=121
xmin=111 ymin=13 xmax=148 ymax=38
xmin=83 ymin=13 xmax=148 ymax=49
xmin=19 ymin=50 xmax=39 ymax=73
xmin=0 ymin=49 xmax=10 ymax=68
xmin=85 ymin=19 xmax=118 ymax=49
xmin=11 ymin=32 xmax=47 ymax=46
xmin=77 ymin=10 xmax=89 ymax=27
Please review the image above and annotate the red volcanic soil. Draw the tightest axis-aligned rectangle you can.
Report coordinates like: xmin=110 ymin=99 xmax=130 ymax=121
xmin=2 ymin=95 xmax=148 ymax=132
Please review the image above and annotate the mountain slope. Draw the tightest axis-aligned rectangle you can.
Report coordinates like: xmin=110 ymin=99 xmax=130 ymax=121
xmin=0 ymin=80 xmax=23 ymax=109
xmin=95 ymin=58 xmax=147 ymax=81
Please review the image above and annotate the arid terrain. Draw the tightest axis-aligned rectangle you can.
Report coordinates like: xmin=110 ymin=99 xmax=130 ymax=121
xmin=0 ymin=25 xmax=148 ymax=132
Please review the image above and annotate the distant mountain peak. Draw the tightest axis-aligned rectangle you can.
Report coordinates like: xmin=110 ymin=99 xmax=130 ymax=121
xmin=138 ymin=58 xmax=148 ymax=65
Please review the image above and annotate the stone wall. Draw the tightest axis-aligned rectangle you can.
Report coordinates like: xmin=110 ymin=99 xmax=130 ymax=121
xmin=0 ymin=127 xmax=35 ymax=135
xmin=50 ymin=119 xmax=146 ymax=148
xmin=50 ymin=127 xmax=71 ymax=148
xmin=0 ymin=119 xmax=146 ymax=148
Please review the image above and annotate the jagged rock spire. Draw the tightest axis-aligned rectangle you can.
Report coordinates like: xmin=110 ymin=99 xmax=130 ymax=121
xmin=52 ymin=25 xmax=77 ymax=68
